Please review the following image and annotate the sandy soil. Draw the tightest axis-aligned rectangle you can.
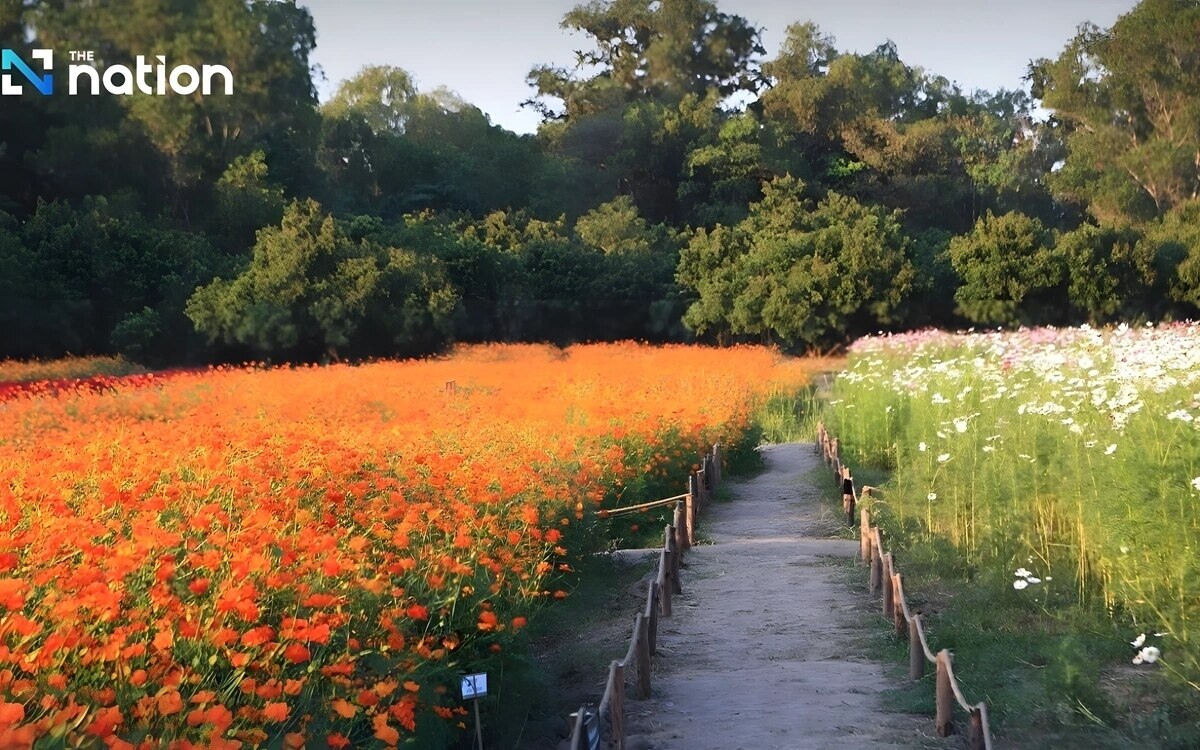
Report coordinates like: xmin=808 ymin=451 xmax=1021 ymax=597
xmin=618 ymin=443 xmax=951 ymax=750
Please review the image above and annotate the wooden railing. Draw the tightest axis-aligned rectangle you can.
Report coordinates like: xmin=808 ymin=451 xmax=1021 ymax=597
xmin=567 ymin=444 xmax=722 ymax=750
xmin=817 ymin=422 xmax=994 ymax=750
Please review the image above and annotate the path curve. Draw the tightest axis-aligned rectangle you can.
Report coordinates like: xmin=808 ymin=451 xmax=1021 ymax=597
xmin=624 ymin=443 xmax=945 ymax=750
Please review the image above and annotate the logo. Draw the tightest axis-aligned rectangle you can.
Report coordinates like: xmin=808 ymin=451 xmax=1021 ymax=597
xmin=1 ymin=49 xmax=233 ymax=96
xmin=2 ymin=49 xmax=54 ymax=96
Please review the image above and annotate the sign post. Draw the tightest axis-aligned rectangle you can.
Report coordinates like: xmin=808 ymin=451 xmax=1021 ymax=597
xmin=461 ymin=672 xmax=488 ymax=750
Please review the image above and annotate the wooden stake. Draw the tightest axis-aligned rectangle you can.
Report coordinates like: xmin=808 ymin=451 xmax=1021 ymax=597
xmin=658 ymin=549 xmax=671 ymax=618
xmin=909 ymin=617 xmax=925 ymax=680
xmin=646 ymin=580 xmax=659 ymax=656
xmin=967 ymin=708 xmax=986 ymax=750
xmin=683 ymin=490 xmax=695 ymax=548
xmin=611 ymin=660 xmax=625 ymax=749
xmin=869 ymin=531 xmax=882 ymax=593
xmin=634 ymin=613 xmax=651 ymax=699
xmin=860 ymin=508 xmax=871 ymax=562
xmin=935 ymin=651 xmax=954 ymax=737
xmin=666 ymin=526 xmax=682 ymax=594
xmin=882 ymin=553 xmax=895 ymax=618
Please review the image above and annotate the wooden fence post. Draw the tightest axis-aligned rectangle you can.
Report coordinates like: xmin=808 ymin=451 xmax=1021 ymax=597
xmin=635 ymin=613 xmax=651 ymax=699
xmin=646 ymin=580 xmax=659 ymax=656
xmin=891 ymin=573 xmax=905 ymax=636
xmin=869 ymin=530 xmax=883 ymax=594
xmin=712 ymin=444 xmax=721 ymax=486
xmin=935 ymin=650 xmax=954 ymax=737
xmin=666 ymin=526 xmax=682 ymax=594
xmin=882 ymin=553 xmax=895 ymax=618
xmin=658 ymin=549 xmax=672 ymax=618
xmin=967 ymin=708 xmax=986 ymax=750
xmin=860 ymin=508 xmax=871 ymax=562
xmin=909 ymin=617 xmax=925 ymax=680
xmin=683 ymin=486 xmax=695 ymax=548
xmin=613 ymin=660 xmax=626 ymax=750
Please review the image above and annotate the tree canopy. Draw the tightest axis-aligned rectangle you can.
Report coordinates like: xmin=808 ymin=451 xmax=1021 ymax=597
xmin=1 ymin=0 xmax=1198 ymax=364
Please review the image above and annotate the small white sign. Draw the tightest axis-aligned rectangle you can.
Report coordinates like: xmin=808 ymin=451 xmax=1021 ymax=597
xmin=461 ymin=673 xmax=488 ymax=700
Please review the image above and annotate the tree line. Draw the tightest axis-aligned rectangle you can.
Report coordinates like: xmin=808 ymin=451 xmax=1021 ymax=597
xmin=1 ymin=0 xmax=1198 ymax=364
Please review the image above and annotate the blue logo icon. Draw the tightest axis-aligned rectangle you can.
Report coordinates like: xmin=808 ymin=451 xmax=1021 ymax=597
xmin=2 ymin=49 xmax=54 ymax=96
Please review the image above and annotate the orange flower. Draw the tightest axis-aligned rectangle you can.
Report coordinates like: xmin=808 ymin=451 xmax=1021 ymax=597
xmin=282 ymin=643 xmax=310 ymax=664
xmin=156 ymin=691 xmax=183 ymax=716
xmin=262 ymin=702 xmax=289 ymax=723
xmin=372 ymin=714 xmax=399 ymax=745
xmin=0 ymin=702 xmax=24 ymax=725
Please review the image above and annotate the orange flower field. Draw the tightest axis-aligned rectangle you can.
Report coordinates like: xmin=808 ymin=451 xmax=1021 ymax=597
xmin=0 ymin=344 xmax=815 ymax=748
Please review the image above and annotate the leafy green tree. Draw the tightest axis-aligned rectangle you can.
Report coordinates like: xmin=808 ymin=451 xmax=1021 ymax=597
xmin=209 ymin=151 xmax=286 ymax=254
xmin=1059 ymin=223 xmax=1159 ymax=322
xmin=32 ymin=0 xmax=320 ymax=216
xmin=949 ymin=211 xmax=1066 ymax=325
xmin=187 ymin=200 xmax=459 ymax=360
xmin=527 ymin=0 xmax=764 ymax=118
xmin=1144 ymin=200 xmax=1200 ymax=309
xmin=3 ymin=199 xmax=226 ymax=360
xmin=1031 ymin=0 xmax=1200 ymax=224
xmin=680 ymin=113 xmax=771 ymax=227
xmin=323 ymin=66 xmax=418 ymax=133
xmin=574 ymin=196 xmax=654 ymax=254
xmin=678 ymin=176 xmax=915 ymax=348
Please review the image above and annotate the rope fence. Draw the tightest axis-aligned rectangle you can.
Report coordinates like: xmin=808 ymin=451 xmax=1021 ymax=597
xmin=567 ymin=444 xmax=722 ymax=750
xmin=817 ymin=421 xmax=993 ymax=750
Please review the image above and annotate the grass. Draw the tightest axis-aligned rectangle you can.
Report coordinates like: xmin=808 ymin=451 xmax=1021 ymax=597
xmin=823 ymin=327 xmax=1200 ymax=747
xmin=0 ymin=355 xmax=143 ymax=383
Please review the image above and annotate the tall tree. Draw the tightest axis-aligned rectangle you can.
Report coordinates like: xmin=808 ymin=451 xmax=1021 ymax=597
xmin=527 ymin=0 xmax=764 ymax=119
xmin=31 ymin=0 xmax=320 ymax=218
xmin=1032 ymin=0 xmax=1200 ymax=224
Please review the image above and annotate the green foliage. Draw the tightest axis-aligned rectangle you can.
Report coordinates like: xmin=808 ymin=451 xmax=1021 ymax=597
xmin=0 ymin=199 xmax=226 ymax=361
xmin=949 ymin=211 xmax=1065 ymax=325
xmin=1032 ymin=0 xmax=1200 ymax=224
xmin=527 ymin=0 xmax=764 ymax=116
xmin=2 ymin=0 xmax=1200 ymax=362
xmin=678 ymin=176 xmax=916 ymax=349
xmin=187 ymin=200 xmax=459 ymax=360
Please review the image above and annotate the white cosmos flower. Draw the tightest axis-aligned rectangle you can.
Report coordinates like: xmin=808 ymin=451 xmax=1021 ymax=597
xmin=937 ymin=453 xmax=951 ymax=463
xmin=1138 ymin=646 xmax=1161 ymax=664
xmin=1015 ymin=568 xmax=1031 ymax=578
xmin=927 ymin=492 xmax=937 ymax=501
xmin=1013 ymin=579 xmax=1028 ymax=590
xmin=1105 ymin=444 xmax=1117 ymax=455
xmin=982 ymin=446 xmax=994 ymax=453
xmin=918 ymin=442 xmax=927 ymax=452
xmin=1191 ymin=477 xmax=1200 ymax=492
xmin=1133 ymin=653 xmax=1144 ymax=665
xmin=1026 ymin=577 xmax=1041 ymax=584
xmin=1132 ymin=633 xmax=1146 ymax=648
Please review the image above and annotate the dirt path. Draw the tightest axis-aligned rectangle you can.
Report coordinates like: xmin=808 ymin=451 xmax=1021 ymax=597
xmin=623 ymin=443 xmax=946 ymax=750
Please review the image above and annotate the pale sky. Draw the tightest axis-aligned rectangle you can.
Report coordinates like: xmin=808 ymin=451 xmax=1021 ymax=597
xmin=302 ymin=0 xmax=1140 ymax=134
